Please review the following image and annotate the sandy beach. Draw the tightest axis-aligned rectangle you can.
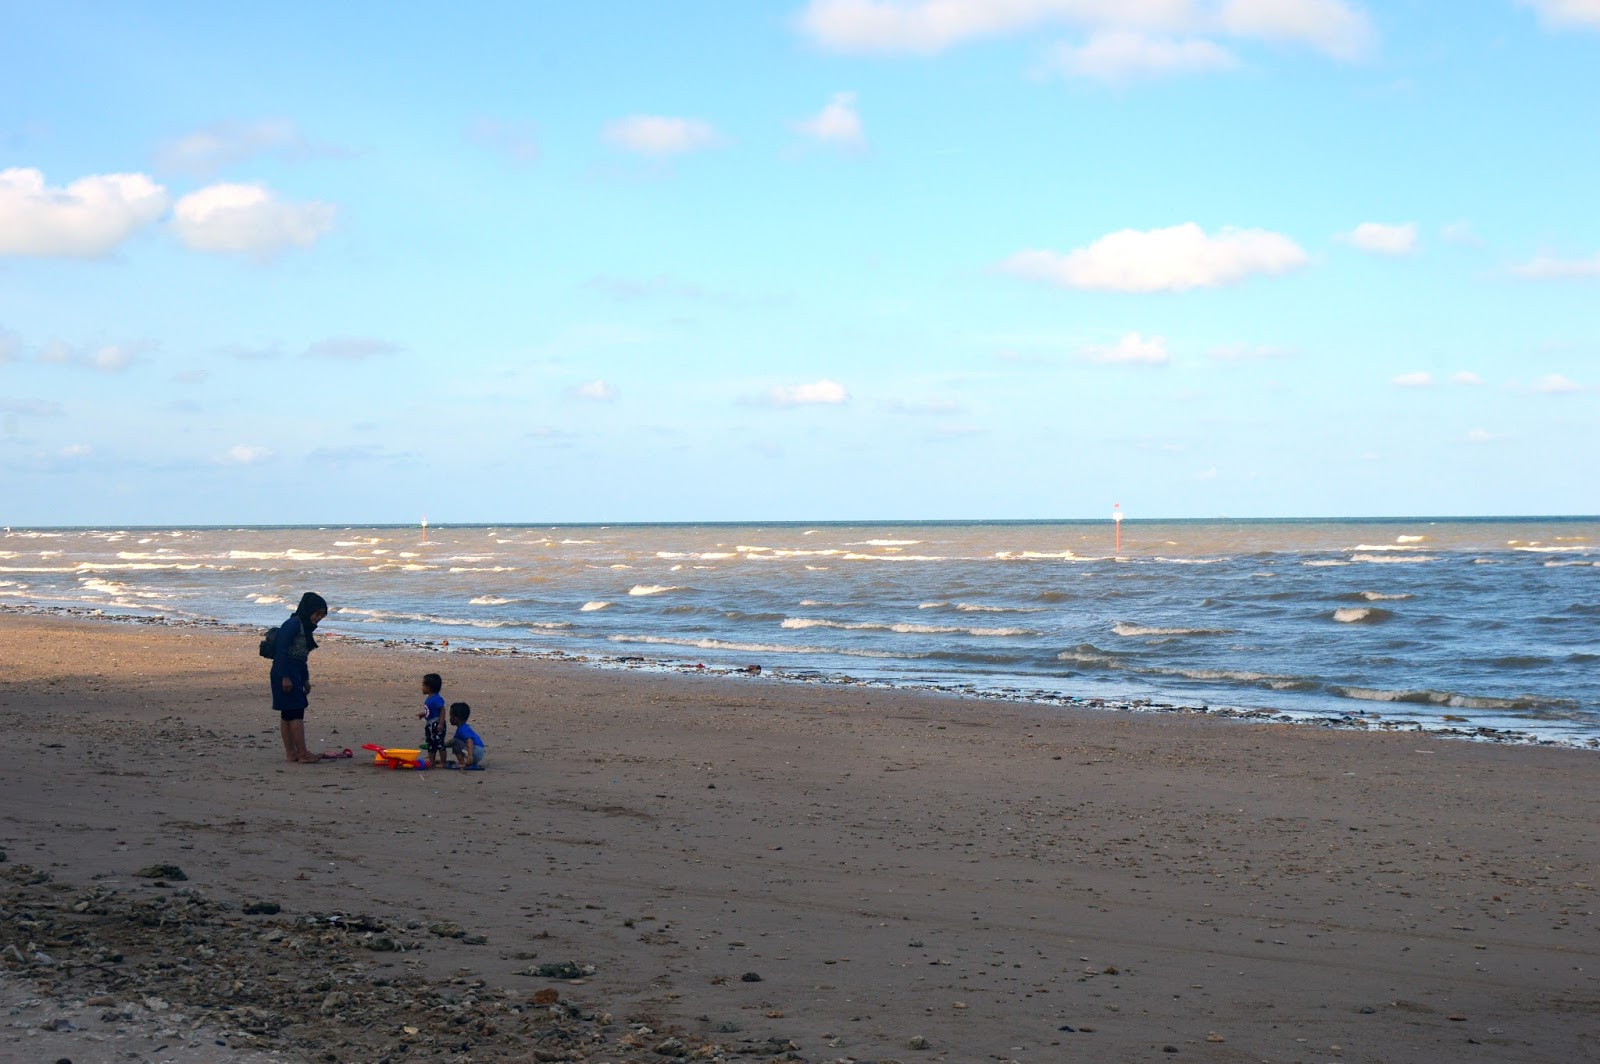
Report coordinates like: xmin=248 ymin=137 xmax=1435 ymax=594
xmin=1 ymin=613 xmax=1596 ymax=1064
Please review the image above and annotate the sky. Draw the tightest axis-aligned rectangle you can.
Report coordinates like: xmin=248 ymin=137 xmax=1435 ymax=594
xmin=1 ymin=0 xmax=1597 ymax=525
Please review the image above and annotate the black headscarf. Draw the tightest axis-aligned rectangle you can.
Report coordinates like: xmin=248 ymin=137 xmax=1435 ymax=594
xmin=294 ymin=591 xmax=328 ymax=651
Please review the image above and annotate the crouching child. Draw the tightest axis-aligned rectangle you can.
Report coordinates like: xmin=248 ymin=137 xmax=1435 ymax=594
xmin=448 ymin=702 xmax=487 ymax=770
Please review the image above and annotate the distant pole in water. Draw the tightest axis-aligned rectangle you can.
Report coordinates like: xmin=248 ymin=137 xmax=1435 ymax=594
xmin=1113 ymin=503 xmax=1123 ymax=554
xmin=421 ymin=514 xmax=428 ymax=544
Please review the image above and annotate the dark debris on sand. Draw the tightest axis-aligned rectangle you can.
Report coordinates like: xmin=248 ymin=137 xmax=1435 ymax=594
xmin=0 ymin=864 xmax=811 ymax=1062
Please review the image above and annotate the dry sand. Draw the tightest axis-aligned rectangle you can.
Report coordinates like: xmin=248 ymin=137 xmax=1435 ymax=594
xmin=1 ymin=613 xmax=1596 ymax=1063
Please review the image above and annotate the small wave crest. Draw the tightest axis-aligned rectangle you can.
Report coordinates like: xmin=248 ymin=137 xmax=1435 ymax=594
xmin=581 ymin=601 xmax=610 ymax=611
xmin=1332 ymin=607 xmax=1394 ymax=624
xmin=469 ymin=595 xmax=513 ymax=606
xmin=781 ymin=617 xmax=1033 ymax=637
xmin=628 ymin=585 xmax=680 ymax=596
xmin=1111 ymin=622 xmax=1233 ymax=637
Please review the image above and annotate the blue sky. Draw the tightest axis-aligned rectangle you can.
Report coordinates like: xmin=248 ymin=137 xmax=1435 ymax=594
xmin=2 ymin=0 xmax=1597 ymax=525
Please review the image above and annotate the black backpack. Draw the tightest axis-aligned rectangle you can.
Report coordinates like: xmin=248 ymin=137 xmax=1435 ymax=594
xmin=258 ymin=626 xmax=280 ymax=659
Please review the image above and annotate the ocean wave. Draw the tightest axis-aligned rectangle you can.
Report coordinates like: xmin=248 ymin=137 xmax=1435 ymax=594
xmin=248 ymin=594 xmax=285 ymax=605
xmin=469 ymin=595 xmax=513 ymax=606
xmin=1358 ymin=591 xmax=1412 ymax=601
xmin=0 ymin=566 xmax=75 ymax=573
xmin=1155 ymin=557 xmax=1226 ymax=565
xmin=1302 ymin=560 xmax=1350 ymax=567
xmin=1350 ymin=544 xmax=1429 ymax=552
xmin=1327 ymin=685 xmax=1566 ymax=712
xmin=994 ymin=550 xmax=1088 ymax=561
xmin=560 ymin=539 xmax=598 ymax=545
xmin=780 ymin=617 xmax=1033 ymax=637
xmin=76 ymin=562 xmax=209 ymax=572
xmin=227 ymin=550 xmax=360 ymax=561
xmin=1332 ymin=607 xmax=1394 ymax=624
xmin=448 ymin=566 xmax=519 ymax=572
xmin=1350 ymin=554 xmax=1437 ymax=564
xmin=581 ymin=601 xmax=610 ymax=611
xmin=629 ymin=584 xmax=680 ymax=596
xmin=954 ymin=602 xmax=1046 ymax=613
xmin=737 ymin=546 xmax=843 ymax=558
xmin=1111 ymin=622 xmax=1234 ymax=637
xmin=841 ymin=553 xmax=948 ymax=562
xmin=1158 ymin=667 xmax=1318 ymax=691
xmin=846 ymin=539 xmax=924 ymax=547
xmin=917 ymin=601 xmax=949 ymax=609
xmin=1515 ymin=545 xmax=1590 ymax=553
xmin=1056 ymin=644 xmax=1125 ymax=668
xmin=606 ymin=634 xmax=898 ymax=658
xmin=1545 ymin=561 xmax=1597 ymax=568
xmin=334 ymin=606 xmax=570 ymax=631
xmin=1396 ymin=535 xmax=1427 ymax=543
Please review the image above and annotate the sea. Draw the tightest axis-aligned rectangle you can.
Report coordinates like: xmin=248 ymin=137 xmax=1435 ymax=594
xmin=2 ymin=518 xmax=1596 ymax=745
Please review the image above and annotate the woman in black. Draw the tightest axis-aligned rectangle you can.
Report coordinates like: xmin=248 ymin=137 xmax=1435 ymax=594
xmin=270 ymin=591 xmax=328 ymax=763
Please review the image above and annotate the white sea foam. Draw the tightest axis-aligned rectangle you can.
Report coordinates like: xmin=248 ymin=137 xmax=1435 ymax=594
xmin=1351 ymin=544 xmax=1428 ymax=552
xmin=918 ymin=601 xmax=949 ymax=609
xmin=449 ymin=566 xmax=519 ymax=572
xmin=607 ymin=634 xmax=897 ymax=658
xmin=1350 ymin=554 xmax=1437 ymax=564
xmin=0 ymin=566 xmax=74 ymax=573
xmin=250 ymin=594 xmax=285 ymax=605
xmin=581 ymin=601 xmax=611 ymax=611
xmin=1359 ymin=591 xmax=1412 ymax=601
xmin=781 ymin=617 xmax=1032 ymax=637
xmin=1396 ymin=535 xmax=1427 ymax=543
xmin=954 ymin=602 xmax=1045 ymax=613
xmin=1333 ymin=607 xmax=1393 ymax=624
xmin=1161 ymin=667 xmax=1313 ymax=690
xmin=1111 ymin=622 xmax=1233 ymax=637
xmin=846 ymin=539 xmax=923 ymax=547
xmin=629 ymin=584 xmax=680 ymax=596
xmin=1515 ymin=545 xmax=1589 ymax=553
xmin=76 ymin=562 xmax=207 ymax=572
xmin=841 ymin=553 xmax=947 ymax=562
xmin=1545 ymin=560 xmax=1597 ymax=567
xmin=994 ymin=550 xmax=1086 ymax=560
xmin=1155 ymin=557 xmax=1226 ymax=565
xmin=560 ymin=539 xmax=598 ymax=545
xmin=469 ymin=595 xmax=513 ymax=606
xmin=335 ymin=606 xmax=569 ymax=630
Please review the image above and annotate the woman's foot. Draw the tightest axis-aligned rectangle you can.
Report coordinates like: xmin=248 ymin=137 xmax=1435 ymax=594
xmin=296 ymin=753 xmax=321 ymax=764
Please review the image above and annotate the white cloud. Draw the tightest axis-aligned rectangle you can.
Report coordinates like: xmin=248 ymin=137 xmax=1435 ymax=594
xmin=1510 ymin=252 xmax=1600 ymax=279
xmin=0 ymin=168 xmax=168 ymax=257
xmin=172 ymin=183 xmax=335 ymax=257
xmin=603 ymin=116 xmax=722 ymax=157
xmin=1520 ymin=0 xmax=1600 ymax=30
xmin=1390 ymin=371 xmax=1432 ymax=388
xmin=466 ymin=117 xmax=540 ymax=164
xmin=1080 ymin=332 xmax=1170 ymax=365
xmin=795 ymin=0 xmax=1373 ymax=57
xmin=1465 ymin=428 xmax=1510 ymax=443
xmin=90 ymin=344 xmax=138 ymax=372
xmin=60 ymin=443 xmax=92 ymax=459
xmin=795 ymin=92 xmax=867 ymax=148
xmin=1050 ymin=31 xmax=1237 ymax=82
xmin=1217 ymin=0 xmax=1373 ymax=59
xmin=302 ymin=337 xmax=401 ymax=360
xmin=1002 ymin=222 xmax=1308 ymax=292
xmin=1532 ymin=373 xmax=1584 ymax=394
xmin=569 ymin=379 xmax=619 ymax=402
xmin=1450 ymin=371 xmax=1483 ymax=386
xmin=155 ymin=119 xmax=335 ymax=175
xmin=1342 ymin=221 xmax=1417 ymax=255
xmin=224 ymin=445 xmax=273 ymax=465
xmin=763 ymin=379 xmax=850 ymax=406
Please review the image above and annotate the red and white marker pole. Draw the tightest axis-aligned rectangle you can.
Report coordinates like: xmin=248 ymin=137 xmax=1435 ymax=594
xmin=1113 ymin=503 xmax=1123 ymax=554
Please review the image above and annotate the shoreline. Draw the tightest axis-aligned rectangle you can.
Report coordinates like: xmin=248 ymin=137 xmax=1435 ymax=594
xmin=3 ymin=600 xmax=1591 ymax=750
xmin=3 ymin=611 xmax=1598 ymax=1062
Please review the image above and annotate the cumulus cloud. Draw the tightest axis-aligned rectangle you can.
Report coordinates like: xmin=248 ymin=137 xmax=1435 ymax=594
xmin=1342 ymin=221 xmax=1417 ymax=255
xmin=760 ymin=379 xmax=850 ymax=407
xmin=795 ymin=92 xmax=867 ymax=148
xmin=1532 ymin=373 xmax=1584 ymax=394
xmin=155 ymin=119 xmax=338 ymax=175
xmin=1390 ymin=371 xmax=1432 ymax=388
xmin=603 ymin=116 xmax=722 ymax=157
xmin=1510 ymin=252 xmax=1600 ymax=279
xmin=1049 ymin=32 xmax=1237 ymax=82
xmin=171 ymin=183 xmax=335 ymax=257
xmin=0 ymin=168 xmax=168 ymax=257
xmin=302 ymin=337 xmax=401 ymax=360
xmin=466 ymin=117 xmax=540 ymax=164
xmin=21 ymin=337 xmax=150 ymax=372
xmin=1079 ymin=332 xmax=1170 ymax=365
xmin=224 ymin=445 xmax=273 ymax=464
xmin=89 ymin=344 xmax=139 ymax=372
xmin=1001 ymin=222 xmax=1308 ymax=292
xmin=569 ymin=379 xmax=619 ymax=402
xmin=1520 ymin=0 xmax=1600 ymax=30
xmin=795 ymin=0 xmax=1373 ymax=57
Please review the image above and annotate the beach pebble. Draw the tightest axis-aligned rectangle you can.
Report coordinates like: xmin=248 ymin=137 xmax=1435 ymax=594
xmin=134 ymin=863 xmax=187 ymax=880
xmin=740 ymin=971 xmax=763 ymax=982
xmin=906 ymin=1034 xmax=930 ymax=1049
xmin=242 ymin=900 xmax=280 ymax=915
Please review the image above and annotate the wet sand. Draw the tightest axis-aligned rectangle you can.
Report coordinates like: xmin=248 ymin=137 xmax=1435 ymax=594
xmin=1 ymin=613 xmax=1596 ymax=1063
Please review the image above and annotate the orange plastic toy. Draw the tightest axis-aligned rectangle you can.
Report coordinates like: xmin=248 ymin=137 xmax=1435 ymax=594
xmin=363 ymin=743 xmax=429 ymax=770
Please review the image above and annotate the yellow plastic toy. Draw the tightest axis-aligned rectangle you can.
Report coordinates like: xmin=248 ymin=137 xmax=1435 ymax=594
xmin=363 ymin=744 xmax=428 ymax=770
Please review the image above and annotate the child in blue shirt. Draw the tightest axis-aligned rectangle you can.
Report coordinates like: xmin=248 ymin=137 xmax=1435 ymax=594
xmin=447 ymin=702 xmax=486 ymax=770
xmin=417 ymin=673 xmax=446 ymax=767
